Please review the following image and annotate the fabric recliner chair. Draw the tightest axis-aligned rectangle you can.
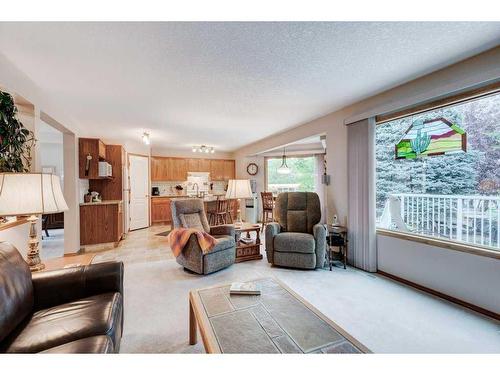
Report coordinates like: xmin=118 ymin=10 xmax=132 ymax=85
xmin=0 ymin=242 xmax=124 ymax=353
xmin=170 ymin=198 xmax=236 ymax=274
xmin=265 ymin=192 xmax=327 ymax=269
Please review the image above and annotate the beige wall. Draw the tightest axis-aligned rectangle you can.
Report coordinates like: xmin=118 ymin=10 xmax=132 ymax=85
xmin=234 ymin=46 xmax=500 ymax=226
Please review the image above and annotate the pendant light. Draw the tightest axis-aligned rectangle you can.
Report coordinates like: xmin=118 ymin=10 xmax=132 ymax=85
xmin=277 ymin=147 xmax=291 ymax=174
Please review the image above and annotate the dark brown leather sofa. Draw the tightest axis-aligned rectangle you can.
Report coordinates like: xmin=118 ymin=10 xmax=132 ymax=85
xmin=0 ymin=242 xmax=124 ymax=353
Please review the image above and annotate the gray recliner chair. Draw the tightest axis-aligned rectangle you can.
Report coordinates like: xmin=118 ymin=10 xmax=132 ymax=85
xmin=170 ymin=198 xmax=236 ymax=274
xmin=265 ymin=192 xmax=327 ymax=270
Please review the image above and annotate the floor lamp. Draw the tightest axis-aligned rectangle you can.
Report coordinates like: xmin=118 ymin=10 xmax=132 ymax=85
xmin=225 ymin=179 xmax=253 ymax=225
xmin=0 ymin=173 xmax=68 ymax=271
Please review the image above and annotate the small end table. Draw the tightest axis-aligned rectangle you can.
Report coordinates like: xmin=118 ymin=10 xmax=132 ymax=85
xmin=234 ymin=223 xmax=263 ymax=263
xmin=326 ymin=225 xmax=348 ymax=270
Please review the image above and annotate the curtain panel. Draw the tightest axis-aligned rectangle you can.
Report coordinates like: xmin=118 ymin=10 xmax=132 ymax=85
xmin=347 ymin=118 xmax=377 ymax=272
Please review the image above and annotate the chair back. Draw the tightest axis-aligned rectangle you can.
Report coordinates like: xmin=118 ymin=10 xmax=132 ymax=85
xmin=170 ymin=198 xmax=210 ymax=232
xmin=0 ymin=242 xmax=34 ymax=342
xmin=261 ymin=192 xmax=274 ymax=211
xmin=216 ymin=197 xmax=229 ymax=213
xmin=274 ymin=192 xmax=321 ymax=234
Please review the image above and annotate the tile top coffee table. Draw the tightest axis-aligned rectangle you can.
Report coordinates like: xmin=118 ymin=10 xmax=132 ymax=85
xmin=188 ymin=278 xmax=369 ymax=353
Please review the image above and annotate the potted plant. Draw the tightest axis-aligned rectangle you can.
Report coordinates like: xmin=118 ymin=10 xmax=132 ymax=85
xmin=174 ymin=184 xmax=184 ymax=196
xmin=0 ymin=90 xmax=36 ymax=172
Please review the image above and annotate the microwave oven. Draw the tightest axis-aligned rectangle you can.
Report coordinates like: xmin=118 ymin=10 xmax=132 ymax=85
xmin=98 ymin=161 xmax=112 ymax=177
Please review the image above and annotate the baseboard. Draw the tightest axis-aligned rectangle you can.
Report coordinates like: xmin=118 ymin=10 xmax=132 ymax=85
xmin=377 ymin=270 xmax=500 ymax=321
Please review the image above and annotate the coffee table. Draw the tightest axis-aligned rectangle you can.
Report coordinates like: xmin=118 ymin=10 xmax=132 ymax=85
xmin=188 ymin=278 xmax=369 ymax=353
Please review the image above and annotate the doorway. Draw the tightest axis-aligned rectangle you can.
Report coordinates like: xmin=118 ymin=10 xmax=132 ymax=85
xmin=39 ymin=120 xmax=65 ymax=258
xmin=128 ymin=154 xmax=150 ymax=230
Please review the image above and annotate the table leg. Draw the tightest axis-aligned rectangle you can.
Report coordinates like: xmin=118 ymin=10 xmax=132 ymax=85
xmin=189 ymin=299 xmax=197 ymax=345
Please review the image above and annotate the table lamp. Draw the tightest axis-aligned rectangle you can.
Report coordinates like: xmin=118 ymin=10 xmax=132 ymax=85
xmin=0 ymin=173 xmax=68 ymax=271
xmin=225 ymin=179 xmax=252 ymax=225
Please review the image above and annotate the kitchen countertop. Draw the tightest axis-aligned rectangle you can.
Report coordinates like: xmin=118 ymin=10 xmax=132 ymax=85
xmin=151 ymin=195 xmax=229 ymax=202
xmin=80 ymin=200 xmax=123 ymax=206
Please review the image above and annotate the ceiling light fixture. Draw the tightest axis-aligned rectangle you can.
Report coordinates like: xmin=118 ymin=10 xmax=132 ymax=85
xmin=277 ymin=147 xmax=291 ymax=174
xmin=142 ymin=132 xmax=150 ymax=145
xmin=192 ymin=145 xmax=215 ymax=154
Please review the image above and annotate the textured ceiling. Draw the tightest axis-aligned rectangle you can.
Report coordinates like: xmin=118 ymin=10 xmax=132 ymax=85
xmin=0 ymin=22 xmax=499 ymax=151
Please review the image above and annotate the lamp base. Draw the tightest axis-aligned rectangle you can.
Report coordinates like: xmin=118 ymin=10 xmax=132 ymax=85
xmin=26 ymin=215 xmax=45 ymax=272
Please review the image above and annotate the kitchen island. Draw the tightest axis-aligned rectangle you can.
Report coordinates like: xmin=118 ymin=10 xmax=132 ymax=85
xmin=151 ymin=195 xmax=237 ymax=225
xmin=80 ymin=200 xmax=123 ymax=246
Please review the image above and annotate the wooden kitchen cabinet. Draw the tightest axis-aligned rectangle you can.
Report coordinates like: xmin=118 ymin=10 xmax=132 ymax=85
xmin=198 ymin=159 xmax=211 ymax=173
xmin=223 ymin=160 xmax=235 ymax=180
xmin=79 ymin=138 xmax=108 ymax=179
xmin=171 ymin=158 xmax=187 ymax=181
xmin=89 ymin=144 xmax=125 ymax=200
xmin=210 ymin=159 xmax=225 ymax=181
xmin=151 ymin=156 xmax=235 ymax=181
xmin=98 ymin=140 xmax=106 ymax=159
xmin=80 ymin=202 xmax=123 ymax=246
xmin=187 ymin=158 xmax=200 ymax=172
xmin=151 ymin=197 xmax=172 ymax=224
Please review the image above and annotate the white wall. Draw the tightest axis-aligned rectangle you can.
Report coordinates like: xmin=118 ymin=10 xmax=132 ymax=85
xmin=377 ymin=234 xmax=500 ymax=313
xmin=234 ymin=47 xmax=500 ymax=227
xmin=39 ymin=142 xmax=64 ymax=177
xmin=0 ymin=53 xmax=82 ymax=255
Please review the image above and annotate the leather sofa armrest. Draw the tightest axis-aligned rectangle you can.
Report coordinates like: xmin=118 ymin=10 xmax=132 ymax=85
xmin=210 ymin=225 xmax=235 ymax=237
xmin=265 ymin=222 xmax=280 ymax=263
xmin=313 ymin=223 xmax=327 ymax=268
xmin=32 ymin=261 xmax=124 ymax=310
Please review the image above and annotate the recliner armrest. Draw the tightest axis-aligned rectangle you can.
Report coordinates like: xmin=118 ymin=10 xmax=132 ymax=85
xmin=313 ymin=223 xmax=327 ymax=268
xmin=210 ymin=225 xmax=235 ymax=237
xmin=265 ymin=222 xmax=280 ymax=263
xmin=32 ymin=261 xmax=124 ymax=310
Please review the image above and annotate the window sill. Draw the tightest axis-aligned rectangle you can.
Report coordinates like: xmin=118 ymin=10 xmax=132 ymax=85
xmin=376 ymin=228 xmax=500 ymax=260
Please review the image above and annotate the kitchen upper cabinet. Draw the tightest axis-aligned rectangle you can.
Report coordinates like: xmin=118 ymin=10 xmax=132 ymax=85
xmin=187 ymin=158 xmax=200 ymax=172
xmin=171 ymin=158 xmax=187 ymax=181
xmin=210 ymin=160 xmax=225 ymax=181
xmin=151 ymin=156 xmax=235 ymax=181
xmin=223 ymin=160 xmax=235 ymax=180
xmin=79 ymin=138 xmax=107 ymax=179
xmin=199 ymin=159 xmax=211 ymax=173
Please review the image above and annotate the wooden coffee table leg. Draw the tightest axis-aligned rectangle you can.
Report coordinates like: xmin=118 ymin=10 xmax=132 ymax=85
xmin=189 ymin=298 xmax=197 ymax=345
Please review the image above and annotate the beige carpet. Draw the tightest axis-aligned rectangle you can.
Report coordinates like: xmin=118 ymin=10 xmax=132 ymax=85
xmin=92 ymin=226 xmax=500 ymax=353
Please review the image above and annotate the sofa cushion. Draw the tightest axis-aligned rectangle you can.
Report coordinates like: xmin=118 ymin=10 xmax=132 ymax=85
xmin=274 ymin=232 xmax=316 ymax=254
xmin=211 ymin=235 xmax=236 ymax=253
xmin=39 ymin=335 xmax=114 ymax=354
xmin=3 ymin=292 xmax=122 ymax=353
xmin=179 ymin=213 xmax=205 ymax=232
xmin=0 ymin=243 xmax=34 ymax=342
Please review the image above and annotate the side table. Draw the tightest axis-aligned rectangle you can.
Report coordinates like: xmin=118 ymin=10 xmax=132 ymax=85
xmin=234 ymin=223 xmax=263 ymax=263
xmin=326 ymin=225 xmax=348 ymax=270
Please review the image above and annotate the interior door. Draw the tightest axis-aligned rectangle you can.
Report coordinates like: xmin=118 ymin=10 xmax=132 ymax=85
xmin=129 ymin=154 xmax=149 ymax=230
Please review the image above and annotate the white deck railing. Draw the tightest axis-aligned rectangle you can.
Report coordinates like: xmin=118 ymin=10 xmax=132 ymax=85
xmin=388 ymin=193 xmax=500 ymax=250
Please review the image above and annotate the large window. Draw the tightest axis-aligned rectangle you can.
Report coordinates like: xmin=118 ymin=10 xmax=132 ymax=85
xmin=376 ymin=92 xmax=500 ymax=251
xmin=266 ymin=156 xmax=316 ymax=195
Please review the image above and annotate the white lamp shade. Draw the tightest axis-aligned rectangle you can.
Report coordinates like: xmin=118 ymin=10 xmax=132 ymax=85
xmin=0 ymin=173 xmax=69 ymax=216
xmin=225 ymin=179 xmax=253 ymax=199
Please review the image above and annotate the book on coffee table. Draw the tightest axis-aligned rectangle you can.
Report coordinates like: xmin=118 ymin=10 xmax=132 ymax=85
xmin=229 ymin=282 xmax=261 ymax=295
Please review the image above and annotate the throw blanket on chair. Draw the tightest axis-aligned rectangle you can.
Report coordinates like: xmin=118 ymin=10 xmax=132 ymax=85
xmin=167 ymin=228 xmax=217 ymax=257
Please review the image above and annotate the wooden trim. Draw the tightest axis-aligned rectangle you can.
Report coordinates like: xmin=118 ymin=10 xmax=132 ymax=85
xmin=375 ymin=80 xmax=500 ymax=124
xmin=377 ymin=271 xmax=500 ymax=321
xmin=377 ymin=229 xmax=500 ymax=260
xmin=0 ymin=217 xmax=29 ymax=231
